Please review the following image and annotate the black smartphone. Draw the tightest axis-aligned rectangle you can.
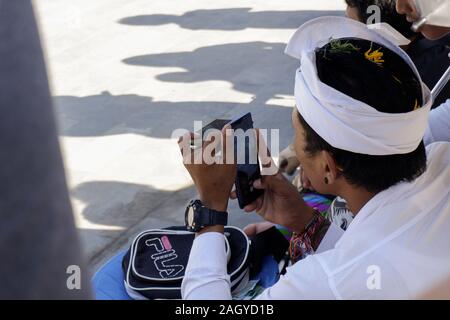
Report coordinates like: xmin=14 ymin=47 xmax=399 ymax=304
xmin=191 ymin=119 xmax=231 ymax=147
xmin=229 ymin=113 xmax=264 ymax=209
xmin=199 ymin=119 xmax=231 ymax=137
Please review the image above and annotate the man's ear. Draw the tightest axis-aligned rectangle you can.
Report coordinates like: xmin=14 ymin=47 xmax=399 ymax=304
xmin=321 ymin=151 xmax=340 ymax=184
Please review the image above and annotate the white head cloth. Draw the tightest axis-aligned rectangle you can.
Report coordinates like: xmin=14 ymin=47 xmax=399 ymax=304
xmin=285 ymin=16 xmax=433 ymax=155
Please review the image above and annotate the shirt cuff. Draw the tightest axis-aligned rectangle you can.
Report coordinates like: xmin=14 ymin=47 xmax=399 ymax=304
xmin=188 ymin=232 xmax=229 ymax=272
xmin=182 ymin=231 xmax=231 ymax=300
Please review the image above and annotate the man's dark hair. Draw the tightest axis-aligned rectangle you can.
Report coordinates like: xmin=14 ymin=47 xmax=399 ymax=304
xmin=345 ymin=0 xmax=417 ymax=39
xmin=298 ymin=38 xmax=427 ymax=193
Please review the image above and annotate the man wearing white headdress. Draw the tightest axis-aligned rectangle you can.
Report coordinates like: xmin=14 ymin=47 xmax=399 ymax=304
xmin=178 ymin=17 xmax=450 ymax=299
xmin=279 ymin=0 xmax=450 ymax=177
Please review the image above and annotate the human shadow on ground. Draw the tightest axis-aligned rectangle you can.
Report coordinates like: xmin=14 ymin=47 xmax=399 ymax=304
xmin=54 ymin=91 xmax=295 ymax=142
xmin=119 ymin=8 xmax=344 ymax=31
xmin=122 ymin=41 xmax=298 ymax=107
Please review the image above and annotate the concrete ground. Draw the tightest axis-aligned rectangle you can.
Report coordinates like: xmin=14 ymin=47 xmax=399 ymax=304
xmin=34 ymin=0 xmax=345 ymax=272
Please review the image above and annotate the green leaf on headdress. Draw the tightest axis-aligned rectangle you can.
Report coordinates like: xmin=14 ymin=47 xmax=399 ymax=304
xmin=328 ymin=38 xmax=361 ymax=55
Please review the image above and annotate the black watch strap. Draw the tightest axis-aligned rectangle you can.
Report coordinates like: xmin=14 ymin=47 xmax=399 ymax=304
xmin=199 ymin=206 xmax=228 ymax=227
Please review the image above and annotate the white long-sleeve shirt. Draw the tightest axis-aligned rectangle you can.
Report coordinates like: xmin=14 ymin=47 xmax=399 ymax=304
xmin=181 ymin=223 xmax=344 ymax=300
xmin=182 ymin=143 xmax=450 ymax=300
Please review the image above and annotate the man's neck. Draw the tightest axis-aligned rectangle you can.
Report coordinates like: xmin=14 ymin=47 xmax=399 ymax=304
xmin=339 ymin=187 xmax=377 ymax=215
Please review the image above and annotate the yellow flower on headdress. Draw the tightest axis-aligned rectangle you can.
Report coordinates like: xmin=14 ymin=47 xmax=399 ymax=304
xmin=365 ymin=43 xmax=385 ymax=66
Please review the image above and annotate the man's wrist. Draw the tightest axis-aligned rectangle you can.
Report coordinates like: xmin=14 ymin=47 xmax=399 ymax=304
xmin=195 ymin=198 xmax=226 ymax=235
xmin=199 ymin=196 xmax=228 ymax=212
xmin=290 ymin=205 xmax=316 ymax=234
xmin=196 ymin=225 xmax=225 ymax=236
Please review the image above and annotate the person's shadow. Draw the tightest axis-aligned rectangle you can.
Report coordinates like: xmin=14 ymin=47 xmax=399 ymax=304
xmin=122 ymin=41 xmax=301 ymax=107
xmin=54 ymin=91 xmax=295 ymax=143
xmin=119 ymin=8 xmax=344 ymax=31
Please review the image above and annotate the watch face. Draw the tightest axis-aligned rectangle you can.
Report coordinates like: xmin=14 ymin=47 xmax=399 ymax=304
xmin=187 ymin=206 xmax=195 ymax=227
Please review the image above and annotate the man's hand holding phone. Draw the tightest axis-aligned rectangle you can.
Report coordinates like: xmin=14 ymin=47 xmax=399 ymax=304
xmin=178 ymin=115 xmax=315 ymax=234
xmin=178 ymin=125 xmax=236 ymax=213
xmin=231 ymin=129 xmax=315 ymax=234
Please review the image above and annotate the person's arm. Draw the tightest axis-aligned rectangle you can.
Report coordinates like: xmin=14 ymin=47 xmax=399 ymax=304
xmin=181 ymin=218 xmax=344 ymax=300
xmin=181 ymin=232 xmax=231 ymax=300
xmin=254 ymin=254 xmax=336 ymax=300
xmin=178 ymin=129 xmax=341 ymax=299
xmin=182 ymin=233 xmax=337 ymax=300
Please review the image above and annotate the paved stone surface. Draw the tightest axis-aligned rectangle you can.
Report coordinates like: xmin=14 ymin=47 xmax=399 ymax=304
xmin=34 ymin=0 xmax=345 ymax=271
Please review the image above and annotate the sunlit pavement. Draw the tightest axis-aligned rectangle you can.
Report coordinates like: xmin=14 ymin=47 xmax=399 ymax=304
xmin=35 ymin=0 xmax=345 ymax=271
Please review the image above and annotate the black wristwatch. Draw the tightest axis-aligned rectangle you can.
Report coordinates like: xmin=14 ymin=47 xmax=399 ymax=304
xmin=185 ymin=199 xmax=228 ymax=232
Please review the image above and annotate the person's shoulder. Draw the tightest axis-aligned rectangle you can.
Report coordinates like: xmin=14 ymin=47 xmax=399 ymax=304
xmin=407 ymin=35 xmax=450 ymax=71
xmin=426 ymin=141 xmax=450 ymax=159
xmin=424 ymin=142 xmax=450 ymax=182
xmin=410 ymin=35 xmax=450 ymax=55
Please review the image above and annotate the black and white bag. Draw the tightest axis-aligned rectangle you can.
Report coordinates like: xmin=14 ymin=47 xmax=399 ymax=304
xmin=122 ymin=226 xmax=251 ymax=300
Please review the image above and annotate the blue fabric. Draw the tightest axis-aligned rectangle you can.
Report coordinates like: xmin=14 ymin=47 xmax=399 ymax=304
xmin=92 ymin=251 xmax=132 ymax=300
xmin=254 ymin=255 xmax=280 ymax=288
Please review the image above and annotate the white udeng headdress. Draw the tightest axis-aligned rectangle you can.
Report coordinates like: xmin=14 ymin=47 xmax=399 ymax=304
xmin=285 ymin=17 xmax=433 ymax=155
